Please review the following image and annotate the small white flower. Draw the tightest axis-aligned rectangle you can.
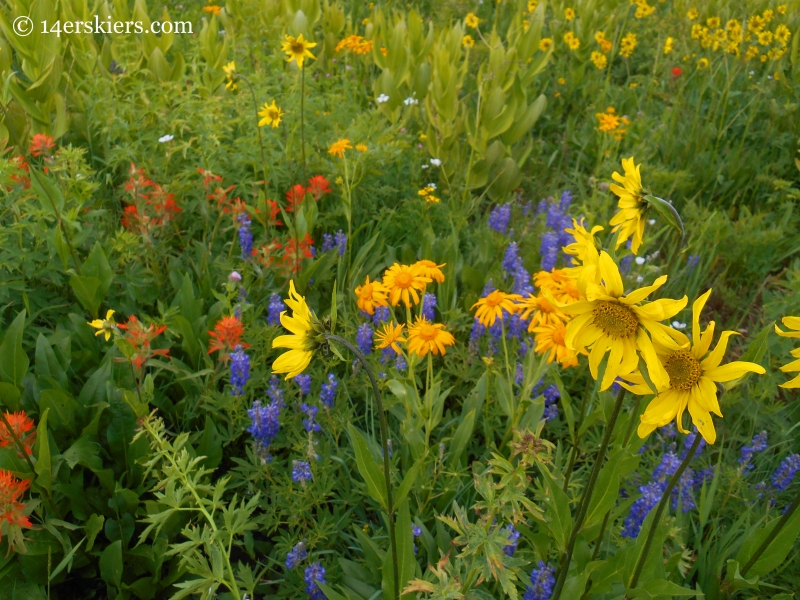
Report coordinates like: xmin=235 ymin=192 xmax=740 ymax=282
xmin=430 ymin=158 xmax=442 ymax=167
xmin=648 ymin=218 xmax=656 ymax=225
xmin=636 ymin=276 xmax=644 ymax=283
xmin=377 ymin=93 xmax=390 ymax=104
xmin=635 ymin=257 xmax=646 ymax=265
xmin=158 ymin=134 xmax=174 ymax=143
xmin=219 ymin=29 xmax=226 ymax=35
xmin=403 ymin=96 xmax=419 ymax=106
xmin=672 ymin=321 xmax=687 ymax=330
xmin=421 ymin=164 xmax=430 ymax=169
xmin=427 ymin=183 xmax=436 ymax=189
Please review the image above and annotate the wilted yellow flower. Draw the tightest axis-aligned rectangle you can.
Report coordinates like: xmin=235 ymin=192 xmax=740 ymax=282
xmin=590 ymin=51 xmax=607 ymax=69
xmin=622 ymin=290 xmax=765 ymax=444
xmin=88 ymin=310 xmax=117 ymax=342
xmin=465 ymin=12 xmax=480 ymax=28
xmin=697 ymin=57 xmax=710 ymax=69
xmin=664 ymin=37 xmax=674 ymax=54
xmin=559 ymin=252 xmax=688 ymax=391
xmin=328 ymin=139 xmax=352 ymax=158
xmin=472 ymin=290 xmax=521 ymax=327
xmin=258 ymin=101 xmax=283 ymax=128
xmin=609 ymin=157 xmax=647 ymax=254
xmin=463 ymin=35 xmax=475 ymax=48
xmin=383 ymin=263 xmax=431 ymax=308
xmin=355 ymin=276 xmax=388 ymax=315
xmin=375 ymin=323 xmax=406 ymax=353
xmin=563 ymin=31 xmax=580 ymax=50
xmin=407 ymin=318 xmax=455 ymax=357
xmin=775 ymin=316 xmax=800 ymax=388
xmin=620 ymin=32 xmax=637 ymax=57
xmin=687 ymin=8 xmax=699 ymax=20
xmin=222 ymin=61 xmax=237 ymax=91
xmin=564 ymin=7 xmax=575 ymax=20
xmin=281 ymin=34 xmax=317 ymax=69
xmin=540 ymin=38 xmax=554 ymax=51
xmin=272 ymin=281 xmax=318 ymax=379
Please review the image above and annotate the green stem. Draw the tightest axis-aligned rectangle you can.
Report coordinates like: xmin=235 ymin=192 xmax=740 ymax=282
xmin=500 ymin=319 xmax=512 ymax=384
xmin=740 ymin=490 xmax=800 ymax=577
xmin=562 ymin=379 xmax=593 ymax=492
xmin=626 ymin=432 xmax=702 ymax=593
xmin=239 ymin=75 xmax=269 ymax=193
xmin=552 ymin=386 xmax=626 ymax=600
xmin=326 ymin=334 xmax=399 ymax=600
xmin=300 ymin=65 xmax=307 ymax=182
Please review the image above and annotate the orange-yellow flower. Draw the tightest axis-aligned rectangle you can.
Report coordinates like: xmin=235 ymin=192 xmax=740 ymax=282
xmin=532 ymin=321 xmax=579 ymax=368
xmin=383 ymin=263 xmax=431 ymax=308
xmin=281 ymin=34 xmax=317 ymax=69
xmin=328 ymin=139 xmax=352 ymax=159
xmin=407 ymin=318 xmax=455 ymax=357
xmin=414 ymin=260 xmax=446 ymax=284
xmin=355 ymin=276 xmax=388 ymax=315
xmin=375 ymin=322 xmax=406 ymax=353
xmin=518 ymin=293 xmax=569 ymax=329
xmin=472 ymin=290 xmax=521 ymax=327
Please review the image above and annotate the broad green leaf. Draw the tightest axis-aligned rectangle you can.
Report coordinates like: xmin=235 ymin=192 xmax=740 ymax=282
xmin=196 ymin=415 xmax=223 ymax=469
xmin=99 ymin=540 xmax=123 ymax=588
xmin=538 ymin=466 xmax=573 ymax=552
xmin=382 ymin=499 xmax=416 ymax=600
xmin=63 ymin=436 xmax=103 ymax=471
xmin=34 ymin=408 xmax=52 ymax=493
xmin=395 ymin=458 xmax=423 ymax=506
xmin=644 ymin=195 xmax=684 ymax=243
xmin=35 ymin=334 xmax=67 ymax=389
xmin=627 ymin=578 xmax=703 ymax=598
xmin=551 ymin=369 xmax=575 ymax=440
xmin=330 ymin=281 xmax=337 ymax=335
xmin=347 ymin=424 xmax=388 ymax=509
xmin=0 ymin=382 xmax=21 ymax=411
xmin=29 ymin=166 xmax=65 ymax=215
xmin=82 ymin=242 xmax=114 ymax=305
xmin=317 ymin=582 xmax=349 ymax=600
xmin=0 ymin=310 xmax=29 ymax=388
xmin=69 ymin=275 xmax=102 ymax=317
xmin=495 ymin=374 xmax=514 ymax=418
xmin=448 ymin=409 xmax=476 ymax=469
xmin=584 ymin=455 xmax=622 ymax=528
xmin=723 ymin=560 xmax=759 ymax=592
xmin=735 ymin=504 xmax=800 ymax=577
xmin=39 ymin=389 xmax=78 ymax=433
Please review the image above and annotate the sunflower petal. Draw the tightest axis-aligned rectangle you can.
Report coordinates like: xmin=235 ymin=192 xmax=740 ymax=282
xmin=704 ymin=361 xmax=766 ymax=382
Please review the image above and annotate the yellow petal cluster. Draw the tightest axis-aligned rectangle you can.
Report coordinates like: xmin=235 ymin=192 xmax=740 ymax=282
xmin=775 ymin=316 xmax=800 ymax=388
xmin=272 ymin=281 xmax=317 ymax=379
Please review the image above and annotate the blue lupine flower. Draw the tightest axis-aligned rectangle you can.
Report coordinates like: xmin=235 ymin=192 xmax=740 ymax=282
xmin=771 ymin=454 xmax=800 ymax=492
xmin=373 ymin=305 xmax=390 ymax=326
xmin=412 ymin=523 xmax=422 ymax=556
xmin=502 ymin=242 xmax=522 ymax=275
xmin=488 ymin=204 xmax=512 ymax=234
xmin=515 ymin=362 xmax=524 ymax=386
xmin=559 ymin=190 xmax=573 ymax=211
xmin=321 ymin=234 xmax=335 ymax=253
xmin=356 ymin=322 xmax=373 ymax=355
xmin=300 ymin=403 xmax=321 ymax=433
xmin=672 ymin=468 xmax=697 ymax=512
xmin=268 ymin=293 xmax=285 ymax=326
xmin=546 ymin=200 xmax=562 ymax=230
xmin=292 ymin=460 xmax=313 ymax=483
xmin=230 ymin=345 xmax=250 ymax=396
xmin=381 ymin=347 xmax=396 ymax=364
xmin=508 ymin=313 xmax=528 ymax=340
xmin=286 ymin=542 xmax=308 ymax=569
xmin=652 ymin=452 xmax=681 ymax=480
xmin=687 ymin=254 xmax=700 ymax=270
xmin=469 ymin=318 xmax=486 ymax=354
xmin=513 ymin=263 xmax=534 ymax=296
xmin=334 ymin=230 xmax=347 ymax=256
xmin=422 ymin=293 xmax=437 ymax=321
xmin=248 ymin=383 xmax=284 ymax=457
xmin=739 ymin=431 xmax=768 ymax=473
xmin=295 ymin=374 xmax=311 ymax=396
xmin=622 ymin=479 xmax=665 ymax=538
xmin=620 ymin=255 xmax=633 ymax=275
xmin=304 ymin=562 xmax=326 ymax=600
xmin=540 ymin=231 xmax=560 ymax=271
xmin=482 ymin=279 xmax=496 ymax=296
xmin=320 ymin=373 xmax=338 ymax=409
xmin=395 ymin=354 xmax=407 ymax=371
xmin=543 ymin=385 xmax=560 ymax=421
xmin=237 ymin=213 xmax=253 ymax=259
xmin=524 ymin=561 xmax=556 ymax=600
xmin=535 ymin=199 xmax=548 ymax=216
xmin=680 ymin=431 xmax=706 ymax=460
xmin=522 ymin=201 xmax=533 ymax=217
xmin=503 ymin=524 xmax=521 ymax=556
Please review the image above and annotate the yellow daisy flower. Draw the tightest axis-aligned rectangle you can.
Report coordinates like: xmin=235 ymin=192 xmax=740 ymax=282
xmin=88 ymin=310 xmax=117 ymax=342
xmin=532 ymin=321 xmax=579 ymax=368
xmin=355 ymin=143 xmax=368 ymax=152
xmin=517 ymin=293 xmax=568 ymax=329
xmin=564 ymin=7 xmax=575 ymax=20
xmin=258 ymin=101 xmax=284 ymax=128
xmin=414 ymin=260 xmax=446 ymax=284
xmin=328 ymin=139 xmax=352 ymax=158
xmin=406 ymin=318 xmax=455 ymax=357
xmin=609 ymin=157 xmax=647 ymax=255
xmin=562 ymin=218 xmax=603 ymax=265
xmin=222 ymin=61 xmax=237 ymax=91
xmin=622 ymin=290 xmax=766 ymax=443
xmin=375 ymin=322 xmax=406 ymax=353
xmin=775 ymin=316 xmax=800 ymax=388
xmin=540 ymin=38 xmax=554 ymax=51
xmin=281 ymin=34 xmax=317 ymax=69
xmin=465 ymin=12 xmax=480 ymax=28
xmin=463 ymin=35 xmax=475 ymax=48
xmin=557 ymin=252 xmax=688 ymax=391
xmin=354 ymin=276 xmax=389 ymax=315
xmin=272 ymin=281 xmax=317 ymax=379
xmin=472 ymin=290 xmax=521 ymax=327
xmin=383 ymin=263 xmax=431 ymax=308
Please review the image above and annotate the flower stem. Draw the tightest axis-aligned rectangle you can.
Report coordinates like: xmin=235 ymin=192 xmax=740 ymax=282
xmin=500 ymin=319 xmax=512 ymax=384
xmin=626 ymin=432 xmax=703 ymax=593
xmin=552 ymin=386 xmax=626 ymax=600
xmin=300 ymin=65 xmax=307 ymax=182
xmin=325 ymin=334 xmax=399 ymax=600
xmin=740 ymin=490 xmax=800 ymax=577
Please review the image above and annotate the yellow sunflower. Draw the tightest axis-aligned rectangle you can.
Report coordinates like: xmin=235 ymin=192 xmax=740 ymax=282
xmin=472 ymin=290 xmax=521 ymax=327
xmin=532 ymin=321 xmax=579 ymax=368
xmin=272 ymin=281 xmax=317 ymax=379
xmin=563 ymin=218 xmax=603 ymax=264
xmin=407 ymin=318 xmax=455 ymax=357
xmin=328 ymin=139 xmax=352 ymax=159
xmin=88 ymin=309 xmax=117 ymax=342
xmin=621 ymin=290 xmax=766 ymax=443
xmin=517 ymin=293 xmax=568 ymax=329
xmin=375 ymin=322 xmax=406 ymax=353
xmin=281 ymin=34 xmax=317 ymax=69
xmin=465 ymin=12 xmax=480 ymax=28
xmin=609 ymin=157 xmax=648 ymax=255
xmin=414 ymin=260 xmax=446 ymax=283
xmin=354 ymin=276 xmax=389 ymax=315
xmin=383 ymin=263 xmax=431 ymax=308
xmin=258 ymin=101 xmax=284 ymax=128
xmin=222 ymin=61 xmax=237 ymax=91
xmin=775 ymin=316 xmax=800 ymax=388
xmin=556 ymin=252 xmax=687 ymax=391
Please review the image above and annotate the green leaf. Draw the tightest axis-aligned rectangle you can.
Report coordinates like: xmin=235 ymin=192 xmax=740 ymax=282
xmin=84 ymin=514 xmax=105 ymax=551
xmin=448 ymin=409 xmax=476 ymax=469
xmin=317 ymin=582 xmax=349 ymax=600
xmin=538 ymin=466 xmax=573 ymax=552
xmin=49 ymin=537 xmax=85 ymax=581
xmin=0 ymin=382 xmax=22 ymax=411
xmin=63 ymin=436 xmax=103 ymax=471
xmin=723 ymin=560 xmax=759 ymax=591
xmin=584 ymin=452 xmax=622 ymax=528
xmin=644 ymin=195 xmax=684 ymax=244
xmin=34 ymin=408 xmax=52 ymax=494
xmin=29 ymin=166 xmax=65 ymax=216
xmin=382 ymin=499 xmax=416 ymax=600
xmin=551 ymin=369 xmax=575 ymax=440
xmin=495 ymin=374 xmax=514 ymax=418
xmin=347 ymin=424 xmax=388 ymax=509
xmin=724 ymin=321 xmax=773 ymax=391
xmin=99 ymin=540 xmax=123 ymax=588
xmin=330 ymin=281 xmax=337 ymax=335
xmin=39 ymin=389 xmax=78 ymax=433
xmin=627 ymin=579 xmax=703 ymax=598
xmin=196 ymin=415 xmax=223 ymax=469
xmin=0 ymin=310 xmax=29 ymax=388
xmin=82 ymin=242 xmax=114 ymax=304
xmin=69 ymin=275 xmax=102 ymax=317
xmin=394 ymin=458 xmax=423 ymax=507
xmin=35 ymin=334 xmax=67 ymax=389
xmin=735 ymin=504 xmax=800 ymax=577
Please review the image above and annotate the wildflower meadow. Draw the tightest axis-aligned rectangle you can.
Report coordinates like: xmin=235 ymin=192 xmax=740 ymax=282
xmin=2 ymin=0 xmax=800 ymax=598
